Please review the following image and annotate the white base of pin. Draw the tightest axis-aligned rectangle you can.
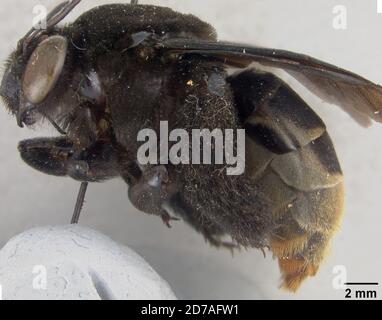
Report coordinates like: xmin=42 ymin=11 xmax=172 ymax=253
xmin=0 ymin=225 xmax=176 ymax=300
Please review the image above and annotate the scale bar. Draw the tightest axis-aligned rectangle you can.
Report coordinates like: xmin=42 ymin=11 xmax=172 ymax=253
xmin=345 ymin=282 xmax=379 ymax=286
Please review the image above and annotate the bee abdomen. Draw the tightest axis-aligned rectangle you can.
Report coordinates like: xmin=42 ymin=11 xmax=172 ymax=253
xmin=232 ymin=70 xmax=344 ymax=291
xmin=249 ymin=133 xmax=344 ymax=291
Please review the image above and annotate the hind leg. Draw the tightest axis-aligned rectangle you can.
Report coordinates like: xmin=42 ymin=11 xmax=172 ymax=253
xmin=167 ymin=194 xmax=239 ymax=251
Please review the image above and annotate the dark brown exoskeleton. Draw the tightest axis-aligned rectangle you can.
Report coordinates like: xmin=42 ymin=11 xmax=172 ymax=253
xmin=1 ymin=0 xmax=382 ymax=291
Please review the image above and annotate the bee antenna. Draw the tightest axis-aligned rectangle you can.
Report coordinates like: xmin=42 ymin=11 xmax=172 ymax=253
xmin=22 ymin=0 xmax=82 ymax=57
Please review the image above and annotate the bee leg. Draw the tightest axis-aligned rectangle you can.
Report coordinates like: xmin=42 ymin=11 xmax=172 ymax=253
xmin=128 ymin=165 xmax=168 ymax=216
xmin=18 ymin=137 xmax=120 ymax=181
xmin=203 ymin=234 xmax=239 ymax=253
xmin=160 ymin=210 xmax=180 ymax=228
xmin=18 ymin=137 xmax=121 ymax=224
xmin=271 ymin=234 xmax=319 ymax=291
xmin=164 ymin=194 xmax=240 ymax=252
xmin=128 ymin=165 xmax=181 ymax=225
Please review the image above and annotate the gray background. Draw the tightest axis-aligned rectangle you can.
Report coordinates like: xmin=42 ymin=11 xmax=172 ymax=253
xmin=0 ymin=0 xmax=381 ymax=299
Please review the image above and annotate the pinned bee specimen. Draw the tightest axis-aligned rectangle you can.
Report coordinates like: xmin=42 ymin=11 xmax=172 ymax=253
xmin=1 ymin=0 xmax=382 ymax=291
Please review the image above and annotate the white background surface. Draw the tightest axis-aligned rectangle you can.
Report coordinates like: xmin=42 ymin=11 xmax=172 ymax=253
xmin=0 ymin=225 xmax=176 ymax=300
xmin=0 ymin=0 xmax=381 ymax=299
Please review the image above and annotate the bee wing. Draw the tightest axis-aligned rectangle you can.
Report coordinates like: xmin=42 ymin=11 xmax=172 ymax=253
xmin=159 ymin=38 xmax=382 ymax=126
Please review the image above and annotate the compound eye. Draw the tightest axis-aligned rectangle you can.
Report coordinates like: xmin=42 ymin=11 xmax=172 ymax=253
xmin=22 ymin=35 xmax=68 ymax=104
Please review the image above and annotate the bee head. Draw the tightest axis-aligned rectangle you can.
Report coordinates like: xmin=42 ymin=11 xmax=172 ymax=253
xmin=0 ymin=0 xmax=80 ymax=128
xmin=1 ymin=35 xmax=68 ymax=127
